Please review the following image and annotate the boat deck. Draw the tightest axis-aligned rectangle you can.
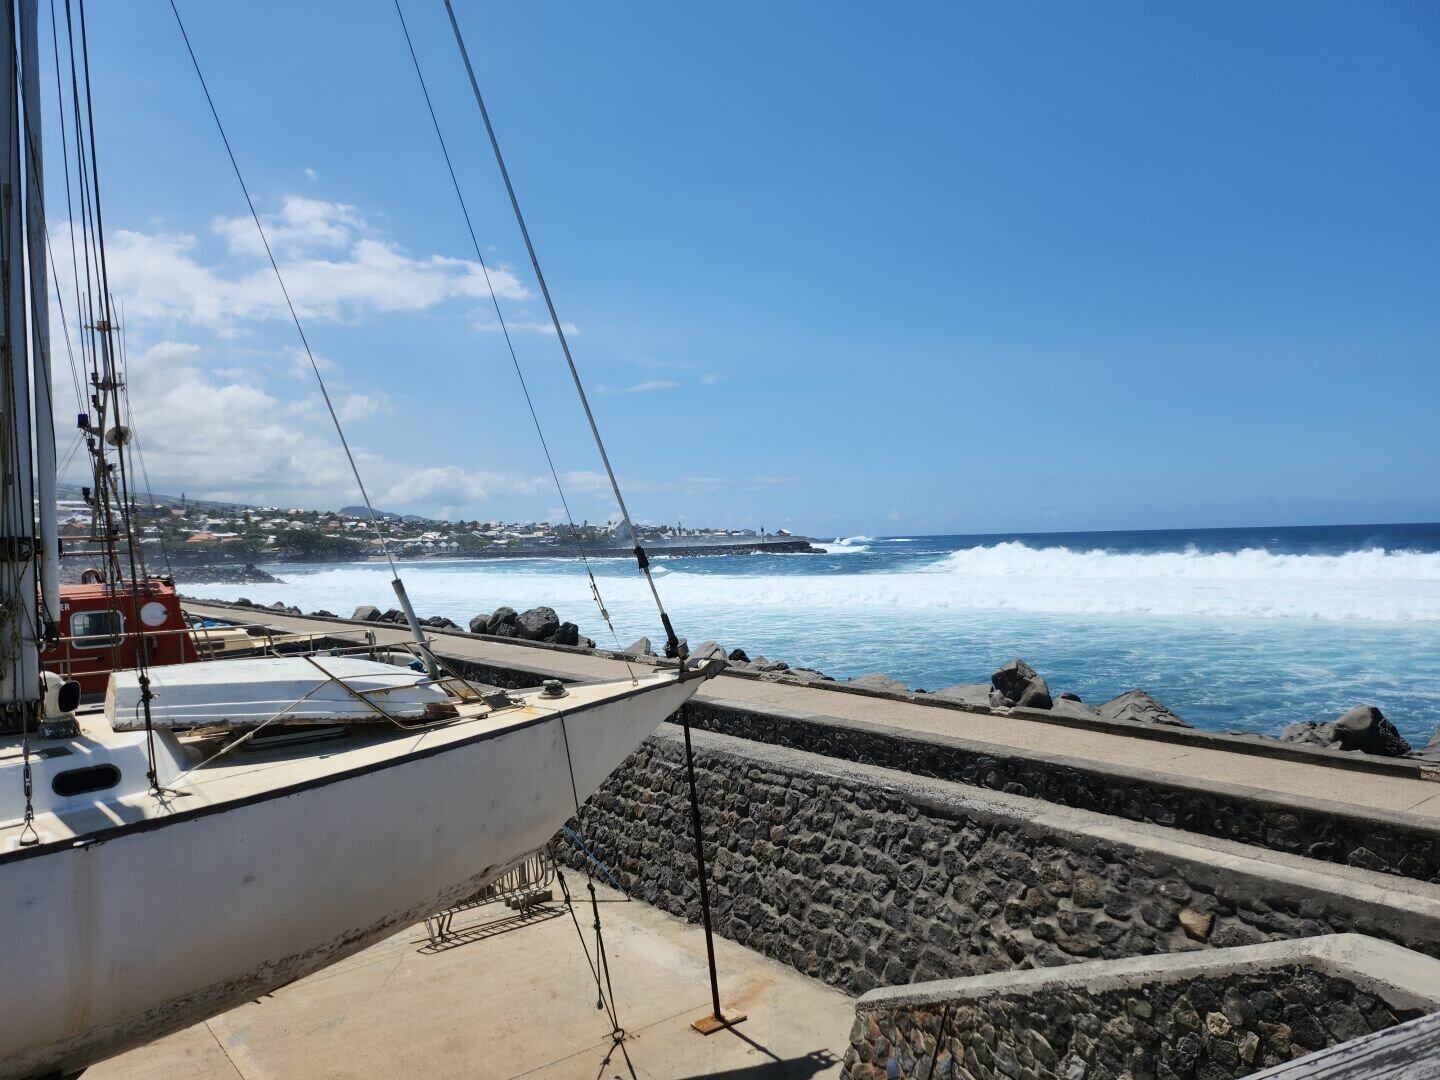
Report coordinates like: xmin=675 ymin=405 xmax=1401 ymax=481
xmin=0 ymin=671 xmax=675 ymax=851
xmin=183 ymin=603 xmax=1440 ymax=826
xmin=89 ymin=880 xmax=853 ymax=1079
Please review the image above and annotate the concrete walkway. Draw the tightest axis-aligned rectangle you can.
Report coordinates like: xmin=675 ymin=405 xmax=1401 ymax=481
xmin=185 ymin=602 xmax=1440 ymax=825
xmin=91 ymin=883 xmax=853 ymax=1079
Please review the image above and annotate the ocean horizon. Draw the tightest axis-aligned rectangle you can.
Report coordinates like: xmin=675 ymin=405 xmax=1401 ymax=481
xmin=184 ymin=520 xmax=1440 ymax=748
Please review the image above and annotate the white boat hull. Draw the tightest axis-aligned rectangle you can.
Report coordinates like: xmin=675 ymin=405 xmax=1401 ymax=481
xmin=0 ymin=673 xmax=696 ymax=1079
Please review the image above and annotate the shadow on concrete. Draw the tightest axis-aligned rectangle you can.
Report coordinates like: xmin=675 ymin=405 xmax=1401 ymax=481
xmin=671 ymin=1025 xmax=839 ymax=1079
xmin=415 ymin=903 xmax=567 ymax=954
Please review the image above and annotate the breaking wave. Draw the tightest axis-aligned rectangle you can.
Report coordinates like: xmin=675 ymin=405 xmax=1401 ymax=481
xmin=191 ymin=542 xmax=1440 ymax=625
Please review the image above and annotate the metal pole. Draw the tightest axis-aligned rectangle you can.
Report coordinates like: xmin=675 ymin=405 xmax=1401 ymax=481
xmin=19 ymin=0 xmax=57 ymax=636
xmin=682 ymin=718 xmax=723 ymax=1022
xmin=0 ymin=0 xmax=42 ymax=717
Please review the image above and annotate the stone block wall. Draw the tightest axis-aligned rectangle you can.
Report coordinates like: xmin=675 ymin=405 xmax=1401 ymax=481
xmin=675 ymin=699 xmax=1440 ymax=883
xmin=842 ymin=936 xmax=1440 ymax=1080
xmin=562 ymin=728 xmax=1440 ymax=999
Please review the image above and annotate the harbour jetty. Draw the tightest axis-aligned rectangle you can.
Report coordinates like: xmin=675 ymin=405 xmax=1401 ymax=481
xmin=170 ymin=601 xmax=1440 ymax=1076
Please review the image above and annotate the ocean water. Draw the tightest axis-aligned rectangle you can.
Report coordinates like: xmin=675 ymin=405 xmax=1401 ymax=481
xmin=183 ymin=522 xmax=1440 ymax=747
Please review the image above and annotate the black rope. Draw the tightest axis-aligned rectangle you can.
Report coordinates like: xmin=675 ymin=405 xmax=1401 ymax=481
xmin=558 ymin=713 xmax=637 ymax=1079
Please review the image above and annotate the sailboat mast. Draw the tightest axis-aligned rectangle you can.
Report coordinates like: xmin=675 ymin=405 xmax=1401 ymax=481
xmin=0 ymin=0 xmax=41 ymax=720
xmin=20 ymin=0 xmax=58 ymax=634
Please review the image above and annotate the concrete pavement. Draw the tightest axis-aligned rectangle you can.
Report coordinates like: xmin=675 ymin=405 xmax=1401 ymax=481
xmin=90 ymin=882 xmax=853 ymax=1079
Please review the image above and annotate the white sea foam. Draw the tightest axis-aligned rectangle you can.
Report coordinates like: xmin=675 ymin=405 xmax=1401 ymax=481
xmin=815 ymin=542 xmax=870 ymax=554
xmin=193 ymin=543 xmax=1440 ymax=626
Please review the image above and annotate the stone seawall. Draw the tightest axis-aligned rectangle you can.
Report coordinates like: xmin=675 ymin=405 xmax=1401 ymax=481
xmin=428 ymin=647 xmax=1440 ymax=885
xmin=561 ymin=728 xmax=1440 ymax=1000
xmin=674 ymin=698 xmax=1440 ymax=884
xmin=842 ymin=936 xmax=1440 ymax=1080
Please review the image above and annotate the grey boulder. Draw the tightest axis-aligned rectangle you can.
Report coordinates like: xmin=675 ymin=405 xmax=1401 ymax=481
xmin=623 ymin=637 xmax=654 ymax=657
xmin=352 ymin=604 xmax=382 ymax=622
xmin=551 ymin=622 xmax=580 ymax=647
xmin=690 ymin=640 xmax=728 ymax=662
xmin=1283 ymin=705 xmax=1410 ymax=757
xmin=849 ymin=672 xmax=909 ymax=694
xmin=515 ymin=606 xmax=560 ymax=641
xmin=1096 ymin=690 xmax=1190 ymax=728
xmin=1409 ymin=726 xmax=1440 ymax=763
xmin=991 ymin=659 xmax=1053 ymax=710
xmin=486 ymin=606 xmax=518 ymax=634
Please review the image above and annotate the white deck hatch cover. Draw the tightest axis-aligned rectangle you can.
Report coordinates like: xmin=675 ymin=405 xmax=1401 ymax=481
xmin=106 ymin=656 xmax=457 ymax=729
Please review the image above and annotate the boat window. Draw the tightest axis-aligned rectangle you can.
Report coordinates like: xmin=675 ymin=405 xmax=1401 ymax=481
xmin=51 ymin=764 xmax=121 ymax=797
xmin=71 ymin=609 xmax=124 ymax=649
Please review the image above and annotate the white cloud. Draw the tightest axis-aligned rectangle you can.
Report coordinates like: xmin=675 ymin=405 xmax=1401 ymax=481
xmin=304 ymin=167 xmax=318 ymax=181
xmin=336 ymin=392 xmax=392 ymax=423
xmin=379 ymin=466 xmax=609 ymax=509
xmin=700 ymin=372 xmax=726 ymax=385
xmin=596 ymin=379 xmax=679 ymax=395
xmin=61 ymin=196 xmax=531 ymax=331
xmin=106 ymin=340 xmax=357 ymax=502
xmin=475 ymin=319 xmax=578 ymax=336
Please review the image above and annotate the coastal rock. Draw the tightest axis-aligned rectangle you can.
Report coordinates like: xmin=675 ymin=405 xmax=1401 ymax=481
xmin=1410 ymin=727 xmax=1440 ymax=763
xmin=423 ymin=615 xmax=459 ymax=630
xmin=310 ymin=609 xmax=337 ymax=618
xmin=728 ymin=648 xmax=751 ymax=663
xmin=691 ymin=640 xmax=728 ymax=663
xmin=489 ymin=622 xmax=519 ymax=638
xmin=1331 ymin=706 xmax=1410 ymax=756
xmin=623 ymin=637 xmax=654 ymax=657
xmin=468 ymin=613 xmax=489 ymax=634
xmin=751 ymin=657 xmax=789 ymax=673
xmin=931 ymin=683 xmax=991 ymax=707
xmin=352 ymin=604 xmax=382 ymax=622
xmin=849 ymin=673 xmax=909 ymax=694
xmin=1050 ymin=691 xmax=1100 ymax=720
xmin=486 ymin=606 xmax=518 ymax=634
xmin=551 ymin=622 xmax=580 ymax=647
xmin=991 ymin=659 xmax=1053 ymax=710
xmin=515 ymin=606 xmax=560 ymax=641
xmin=1281 ymin=706 xmax=1410 ymax=758
xmin=787 ymin=667 xmax=833 ymax=683
xmin=1096 ymin=690 xmax=1190 ymax=728
xmin=378 ymin=608 xmax=406 ymax=624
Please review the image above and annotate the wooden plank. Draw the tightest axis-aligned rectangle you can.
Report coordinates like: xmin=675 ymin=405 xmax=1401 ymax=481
xmin=1250 ymin=1010 xmax=1440 ymax=1078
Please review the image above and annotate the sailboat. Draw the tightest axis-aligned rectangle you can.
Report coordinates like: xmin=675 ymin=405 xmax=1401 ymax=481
xmin=0 ymin=3 xmax=715 ymax=1077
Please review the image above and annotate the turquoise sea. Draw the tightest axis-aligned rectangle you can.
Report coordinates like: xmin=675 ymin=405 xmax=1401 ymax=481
xmin=185 ymin=522 xmax=1440 ymax=747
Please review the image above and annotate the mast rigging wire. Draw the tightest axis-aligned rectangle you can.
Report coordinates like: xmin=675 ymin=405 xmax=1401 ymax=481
xmin=441 ymin=0 xmax=687 ymax=659
xmin=390 ymin=0 xmax=633 ymax=673
xmin=167 ymin=0 xmax=443 ymax=675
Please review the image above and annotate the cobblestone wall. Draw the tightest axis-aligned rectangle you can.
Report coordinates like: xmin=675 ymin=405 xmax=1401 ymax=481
xmin=675 ymin=700 xmax=1440 ymax=883
xmin=844 ymin=965 xmax=1422 ymax=1080
xmin=562 ymin=728 xmax=1440 ymax=999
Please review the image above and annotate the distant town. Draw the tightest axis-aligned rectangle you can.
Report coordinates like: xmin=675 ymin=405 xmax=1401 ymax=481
xmin=55 ymin=489 xmax=806 ymax=565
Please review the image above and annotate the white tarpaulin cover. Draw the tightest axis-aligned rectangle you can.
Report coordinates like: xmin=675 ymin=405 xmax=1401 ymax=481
xmin=106 ymin=656 xmax=455 ymax=730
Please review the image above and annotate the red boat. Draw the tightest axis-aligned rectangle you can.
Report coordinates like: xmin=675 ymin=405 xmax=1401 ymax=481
xmin=43 ymin=577 xmax=199 ymax=696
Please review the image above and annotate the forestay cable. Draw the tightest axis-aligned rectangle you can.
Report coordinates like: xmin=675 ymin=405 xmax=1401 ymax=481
xmin=441 ymin=0 xmax=687 ymax=660
xmin=167 ymin=0 xmax=438 ymax=673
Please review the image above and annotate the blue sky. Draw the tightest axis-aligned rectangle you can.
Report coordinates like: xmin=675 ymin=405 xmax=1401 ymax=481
xmin=45 ymin=1 xmax=1439 ymax=535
